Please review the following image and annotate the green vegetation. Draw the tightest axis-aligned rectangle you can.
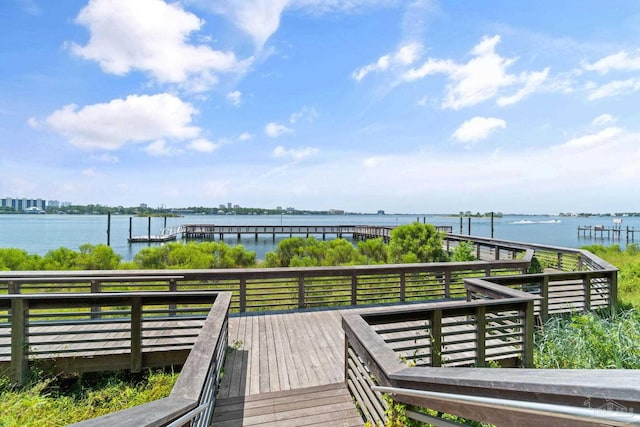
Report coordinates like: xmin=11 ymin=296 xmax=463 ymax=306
xmin=132 ymin=241 xmax=256 ymax=269
xmin=389 ymin=223 xmax=447 ymax=263
xmin=0 ymin=370 xmax=177 ymax=427
xmin=581 ymin=244 xmax=640 ymax=307
xmin=535 ymin=308 xmax=640 ymax=369
xmin=263 ymin=236 xmax=389 ymax=267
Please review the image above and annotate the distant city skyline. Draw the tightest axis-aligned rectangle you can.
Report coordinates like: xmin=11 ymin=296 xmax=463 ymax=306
xmin=2 ymin=1 xmax=640 ymax=213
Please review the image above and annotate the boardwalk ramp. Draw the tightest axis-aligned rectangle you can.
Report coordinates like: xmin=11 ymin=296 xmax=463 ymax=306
xmin=212 ymin=383 xmax=362 ymax=426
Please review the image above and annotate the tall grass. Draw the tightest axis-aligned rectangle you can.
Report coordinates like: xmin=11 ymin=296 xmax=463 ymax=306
xmin=581 ymin=244 xmax=640 ymax=307
xmin=534 ymin=308 xmax=640 ymax=369
xmin=0 ymin=370 xmax=177 ymax=427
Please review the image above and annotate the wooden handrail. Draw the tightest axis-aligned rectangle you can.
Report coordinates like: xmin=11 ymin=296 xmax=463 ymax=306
xmin=68 ymin=292 xmax=231 ymax=427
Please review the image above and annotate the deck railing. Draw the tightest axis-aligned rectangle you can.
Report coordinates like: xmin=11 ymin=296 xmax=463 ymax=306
xmin=0 ymin=259 xmax=529 ymax=313
xmin=343 ymin=279 xmax=639 ymax=426
xmin=6 ymin=291 xmax=231 ymax=427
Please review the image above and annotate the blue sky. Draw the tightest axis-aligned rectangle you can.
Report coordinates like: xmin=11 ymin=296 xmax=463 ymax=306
xmin=1 ymin=0 xmax=640 ymax=214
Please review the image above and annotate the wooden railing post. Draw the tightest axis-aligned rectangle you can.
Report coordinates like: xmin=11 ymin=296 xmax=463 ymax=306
xmin=399 ymin=273 xmax=406 ymax=302
xmin=8 ymin=281 xmax=19 ymax=294
xmin=130 ymin=297 xmax=142 ymax=373
xmin=90 ymin=280 xmax=101 ymax=319
xmin=609 ymin=270 xmax=618 ymax=313
xmin=298 ymin=277 xmax=305 ymax=309
xmin=169 ymin=279 xmax=177 ymax=316
xmin=431 ymin=309 xmax=442 ymax=367
xmin=522 ymin=299 xmax=535 ymax=368
xmin=541 ymin=275 xmax=549 ymax=322
xmin=583 ymin=274 xmax=591 ymax=312
xmin=351 ymin=274 xmax=357 ymax=306
xmin=494 ymin=245 xmax=500 ymax=260
xmin=557 ymin=252 xmax=562 ymax=270
xmin=443 ymin=270 xmax=451 ymax=299
xmin=475 ymin=305 xmax=486 ymax=367
xmin=239 ymin=278 xmax=247 ymax=313
xmin=11 ymin=297 xmax=29 ymax=385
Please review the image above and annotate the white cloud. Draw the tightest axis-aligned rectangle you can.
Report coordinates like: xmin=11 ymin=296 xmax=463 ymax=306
xmin=226 ymin=90 xmax=243 ymax=106
xmin=353 ymin=42 xmax=422 ymax=81
xmin=145 ymin=140 xmax=174 ymax=156
xmin=45 ymin=93 xmax=201 ymax=150
xmin=289 ymin=106 xmax=318 ymax=124
xmin=556 ymin=127 xmax=622 ymax=150
xmin=238 ymin=132 xmax=254 ymax=141
xmin=592 ymin=114 xmax=616 ymax=127
xmin=401 ymin=35 xmax=548 ymax=109
xmin=587 ymin=78 xmax=640 ymax=100
xmin=70 ymin=0 xmax=250 ymax=92
xmin=188 ymin=138 xmax=219 ymax=153
xmin=497 ymin=68 xmax=550 ymax=106
xmin=452 ymin=117 xmax=506 ymax=144
xmin=203 ymin=180 xmax=230 ymax=198
xmin=272 ymin=145 xmax=319 ymax=161
xmin=211 ymin=0 xmax=289 ymax=50
xmin=90 ymin=153 xmax=119 ymax=163
xmin=82 ymin=168 xmax=100 ymax=177
xmin=584 ymin=50 xmax=640 ymax=74
xmin=265 ymin=121 xmax=293 ymax=138
xmin=18 ymin=0 xmax=41 ymax=15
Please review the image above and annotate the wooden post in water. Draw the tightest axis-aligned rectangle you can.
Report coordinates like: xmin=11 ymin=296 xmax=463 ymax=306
xmin=164 ymin=216 xmax=167 ymax=229
xmin=491 ymin=212 xmax=494 ymax=238
xmin=147 ymin=216 xmax=151 ymax=242
xmin=459 ymin=217 xmax=463 ymax=234
xmin=129 ymin=217 xmax=132 ymax=241
xmin=106 ymin=212 xmax=111 ymax=246
xmin=468 ymin=217 xmax=471 ymax=235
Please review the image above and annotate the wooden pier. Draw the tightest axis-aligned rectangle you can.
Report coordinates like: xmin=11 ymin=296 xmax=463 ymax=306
xmin=181 ymin=224 xmax=453 ymax=243
xmin=128 ymin=226 xmax=183 ymax=243
xmin=578 ymin=225 xmax=638 ymax=242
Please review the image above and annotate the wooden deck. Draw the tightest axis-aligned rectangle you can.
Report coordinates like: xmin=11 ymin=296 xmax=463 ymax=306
xmin=213 ymin=309 xmax=362 ymax=425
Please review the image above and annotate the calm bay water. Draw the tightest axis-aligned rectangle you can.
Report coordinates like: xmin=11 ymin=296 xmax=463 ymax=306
xmin=0 ymin=213 xmax=639 ymax=261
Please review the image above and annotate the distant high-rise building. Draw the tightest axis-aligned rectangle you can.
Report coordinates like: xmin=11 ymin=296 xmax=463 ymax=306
xmin=1 ymin=197 xmax=45 ymax=211
xmin=48 ymin=200 xmax=60 ymax=208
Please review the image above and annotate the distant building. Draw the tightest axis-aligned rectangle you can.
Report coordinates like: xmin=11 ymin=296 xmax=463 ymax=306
xmin=61 ymin=201 xmax=72 ymax=207
xmin=227 ymin=202 xmax=232 ymax=209
xmin=2 ymin=197 xmax=45 ymax=211
xmin=377 ymin=210 xmax=385 ymax=215
xmin=140 ymin=203 xmax=148 ymax=209
xmin=48 ymin=200 xmax=60 ymax=208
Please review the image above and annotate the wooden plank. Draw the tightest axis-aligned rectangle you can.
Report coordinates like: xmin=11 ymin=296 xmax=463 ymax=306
xmin=249 ymin=315 xmax=261 ymax=395
xmin=264 ymin=312 xmax=280 ymax=392
xmin=212 ymin=383 xmax=362 ymax=427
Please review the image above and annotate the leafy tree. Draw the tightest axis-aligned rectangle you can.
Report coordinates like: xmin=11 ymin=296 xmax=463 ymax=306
xmin=324 ymin=239 xmax=363 ymax=266
xmin=40 ymin=247 xmax=81 ymax=270
xmin=265 ymin=237 xmax=308 ymax=267
xmin=132 ymin=242 xmax=256 ymax=269
xmin=265 ymin=237 xmax=365 ymax=267
xmin=450 ymin=241 xmax=476 ymax=262
xmin=357 ymin=238 xmax=389 ymax=264
xmin=76 ymin=244 xmax=121 ymax=270
xmin=0 ymin=248 xmax=41 ymax=270
xmin=388 ymin=222 xmax=447 ymax=263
